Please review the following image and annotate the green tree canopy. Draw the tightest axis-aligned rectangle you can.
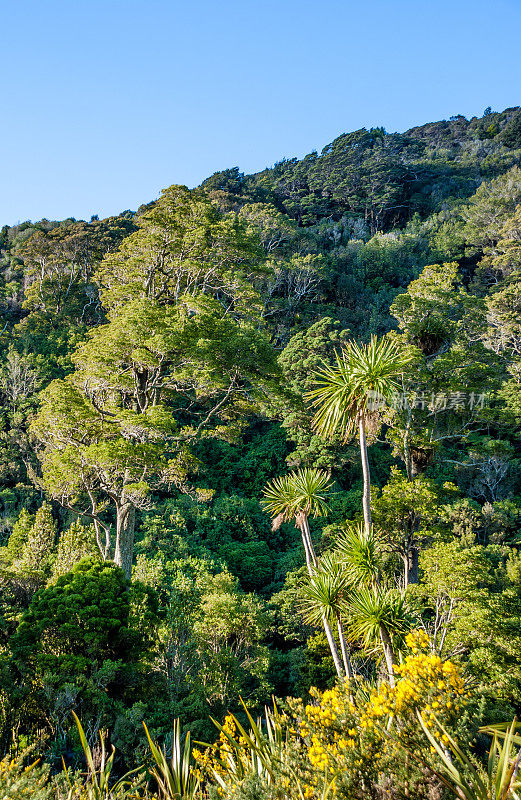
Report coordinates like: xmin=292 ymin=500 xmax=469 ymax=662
xmin=31 ymin=186 xmax=281 ymax=577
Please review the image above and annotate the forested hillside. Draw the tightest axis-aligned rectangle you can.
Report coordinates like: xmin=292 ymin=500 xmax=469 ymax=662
xmin=2 ymin=105 xmax=521 ymax=799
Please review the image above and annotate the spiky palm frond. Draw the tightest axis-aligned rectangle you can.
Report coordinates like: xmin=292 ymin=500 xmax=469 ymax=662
xmin=346 ymin=334 xmax=412 ymax=397
xmin=305 ymin=348 xmax=360 ymax=440
xmin=290 ymin=468 xmax=333 ymax=517
xmin=306 ymin=334 xmax=413 ymax=441
xmin=336 ymin=522 xmax=382 ymax=589
xmin=260 ymin=473 xmax=296 ymax=521
xmin=298 ymin=552 xmax=350 ymax=626
xmin=347 ymin=586 xmax=418 ymax=653
xmin=261 ymin=468 xmax=333 ymax=521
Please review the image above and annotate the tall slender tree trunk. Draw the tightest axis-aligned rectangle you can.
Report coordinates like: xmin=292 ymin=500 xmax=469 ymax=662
xmin=403 ymin=430 xmax=421 ymax=586
xmin=298 ymin=513 xmax=318 ymax=568
xmin=301 ymin=537 xmax=312 ymax=571
xmin=359 ymin=414 xmax=372 ymax=537
xmin=379 ymin=624 xmax=396 ymax=687
xmin=402 ymin=553 xmax=410 ymax=589
xmin=296 ymin=514 xmax=313 ymax=572
xmin=297 ymin=513 xmax=344 ymax=679
xmin=403 ymin=406 xmax=413 ymax=482
xmin=322 ymin=614 xmax=344 ymax=679
xmin=114 ymin=502 xmax=135 ymax=579
xmin=409 ymin=546 xmax=419 ymax=585
xmin=337 ymin=615 xmax=354 ymax=680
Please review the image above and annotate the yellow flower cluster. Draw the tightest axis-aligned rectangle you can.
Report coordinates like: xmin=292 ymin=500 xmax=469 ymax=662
xmin=299 ymin=684 xmax=375 ymax=784
xmin=405 ymin=628 xmax=430 ymax=653
xmin=0 ymin=758 xmax=15 ymax=776
xmin=193 ymin=713 xmax=241 ymax=791
xmin=0 ymin=755 xmax=49 ymax=796
xmin=361 ymin=650 xmax=467 ymax=729
xmin=303 ymin=688 xmax=342 ymax=730
xmin=297 ymin=631 xmax=470 ymax=796
xmin=366 ymin=660 xmax=462 ymax=728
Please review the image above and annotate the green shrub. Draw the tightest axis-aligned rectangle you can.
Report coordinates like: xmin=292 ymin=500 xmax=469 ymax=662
xmin=0 ymin=753 xmax=53 ymax=799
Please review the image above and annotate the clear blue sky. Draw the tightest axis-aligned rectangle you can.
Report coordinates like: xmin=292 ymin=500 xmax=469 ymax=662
xmin=2 ymin=0 xmax=520 ymax=225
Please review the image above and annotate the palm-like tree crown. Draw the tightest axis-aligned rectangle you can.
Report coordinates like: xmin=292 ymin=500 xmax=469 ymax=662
xmin=298 ymin=552 xmax=350 ymax=626
xmin=261 ymin=468 xmax=332 ymax=523
xmin=347 ymin=586 xmax=418 ymax=653
xmin=336 ymin=522 xmax=382 ymax=589
xmin=306 ymin=334 xmax=412 ymax=441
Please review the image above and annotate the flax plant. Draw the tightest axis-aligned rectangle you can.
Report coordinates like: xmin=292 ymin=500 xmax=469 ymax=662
xmin=197 ymin=699 xmax=286 ymax=791
xmin=143 ymin=719 xmax=200 ymax=800
xmin=411 ymin=716 xmax=521 ymax=800
xmin=67 ymin=712 xmax=143 ymax=800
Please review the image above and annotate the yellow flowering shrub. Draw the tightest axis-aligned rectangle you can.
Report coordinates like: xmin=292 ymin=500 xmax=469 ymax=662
xmin=290 ymin=683 xmax=381 ymax=798
xmin=192 ymin=632 xmax=472 ymax=800
xmin=288 ymin=630 xmax=471 ymax=800
xmin=193 ymin=706 xmax=290 ymax=797
xmin=193 ymin=713 xmax=240 ymax=791
xmin=0 ymin=754 xmax=53 ymax=799
xmin=361 ymin=630 xmax=468 ymax=735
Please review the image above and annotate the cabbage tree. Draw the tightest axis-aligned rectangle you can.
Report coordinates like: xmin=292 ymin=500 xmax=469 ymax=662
xmin=306 ymin=334 xmax=412 ymax=536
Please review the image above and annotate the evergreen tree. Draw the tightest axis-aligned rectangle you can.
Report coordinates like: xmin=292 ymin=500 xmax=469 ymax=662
xmin=5 ymin=508 xmax=34 ymax=565
xmin=50 ymin=520 xmax=98 ymax=581
xmin=18 ymin=502 xmax=56 ymax=573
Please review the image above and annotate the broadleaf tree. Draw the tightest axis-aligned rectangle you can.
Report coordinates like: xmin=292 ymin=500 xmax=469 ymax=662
xmin=31 ymin=186 xmax=280 ymax=577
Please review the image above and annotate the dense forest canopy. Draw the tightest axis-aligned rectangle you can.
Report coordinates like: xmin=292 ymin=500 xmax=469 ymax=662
xmin=2 ymin=105 xmax=521 ymax=799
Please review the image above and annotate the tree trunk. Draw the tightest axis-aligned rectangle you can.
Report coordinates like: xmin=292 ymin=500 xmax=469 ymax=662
xmin=322 ymin=614 xmax=344 ymax=679
xmin=300 ymin=533 xmax=312 ymax=571
xmin=337 ymin=615 xmax=354 ymax=680
xmin=402 ymin=553 xmax=409 ymax=590
xmin=403 ymin=406 xmax=413 ymax=482
xmin=379 ymin=624 xmax=396 ymax=687
xmin=114 ymin=502 xmax=135 ymax=579
xmin=409 ymin=545 xmax=418 ymax=585
xmin=299 ymin=513 xmax=318 ymax=568
xmin=402 ymin=543 xmax=419 ymax=588
xmin=359 ymin=414 xmax=372 ymax=536
xmin=297 ymin=515 xmax=343 ymax=679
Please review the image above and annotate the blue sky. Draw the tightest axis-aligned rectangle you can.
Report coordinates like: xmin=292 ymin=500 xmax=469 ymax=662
xmin=1 ymin=0 xmax=520 ymax=225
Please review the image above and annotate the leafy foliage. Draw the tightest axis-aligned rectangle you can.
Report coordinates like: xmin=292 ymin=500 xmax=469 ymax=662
xmin=1 ymin=106 xmax=521 ymax=799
